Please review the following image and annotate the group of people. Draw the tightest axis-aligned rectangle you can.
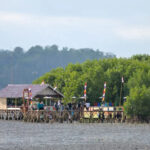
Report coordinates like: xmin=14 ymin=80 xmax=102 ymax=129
xmin=54 ymin=101 xmax=64 ymax=111
xmin=99 ymin=111 xmax=124 ymax=121
xmin=29 ymin=100 xmax=99 ymax=114
xmin=54 ymin=101 xmax=84 ymax=112
xmin=37 ymin=101 xmax=44 ymax=110
xmin=29 ymin=101 xmax=44 ymax=110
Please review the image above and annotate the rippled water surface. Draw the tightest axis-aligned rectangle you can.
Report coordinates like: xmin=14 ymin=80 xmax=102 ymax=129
xmin=0 ymin=120 xmax=150 ymax=150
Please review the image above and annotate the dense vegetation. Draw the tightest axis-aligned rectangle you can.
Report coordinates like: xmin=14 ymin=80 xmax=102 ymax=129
xmin=34 ymin=55 xmax=150 ymax=119
xmin=0 ymin=45 xmax=115 ymax=89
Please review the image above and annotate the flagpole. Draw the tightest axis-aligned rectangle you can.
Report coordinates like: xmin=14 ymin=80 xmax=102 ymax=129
xmin=85 ymin=96 xmax=86 ymax=102
xmin=119 ymin=82 xmax=122 ymax=106
xmin=120 ymin=77 xmax=124 ymax=106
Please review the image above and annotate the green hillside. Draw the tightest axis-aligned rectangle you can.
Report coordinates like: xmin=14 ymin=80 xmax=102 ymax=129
xmin=0 ymin=45 xmax=115 ymax=89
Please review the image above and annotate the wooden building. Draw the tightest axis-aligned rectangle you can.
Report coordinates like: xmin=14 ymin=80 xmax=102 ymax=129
xmin=0 ymin=84 xmax=64 ymax=110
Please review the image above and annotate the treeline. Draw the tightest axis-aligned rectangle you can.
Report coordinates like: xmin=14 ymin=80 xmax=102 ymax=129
xmin=33 ymin=54 xmax=150 ymax=120
xmin=0 ymin=45 xmax=115 ymax=89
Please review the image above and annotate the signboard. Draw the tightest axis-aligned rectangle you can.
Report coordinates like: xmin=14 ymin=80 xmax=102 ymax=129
xmin=24 ymin=89 xmax=29 ymax=99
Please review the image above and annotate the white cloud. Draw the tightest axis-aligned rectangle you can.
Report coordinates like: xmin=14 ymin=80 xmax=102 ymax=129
xmin=0 ymin=11 xmax=119 ymax=28
xmin=0 ymin=12 xmax=29 ymax=24
xmin=1 ymin=11 xmax=150 ymax=41
xmin=116 ymin=27 xmax=150 ymax=40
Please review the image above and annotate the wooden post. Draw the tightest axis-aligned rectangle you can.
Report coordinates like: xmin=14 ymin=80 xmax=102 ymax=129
xmin=15 ymin=99 xmax=17 ymax=108
xmin=23 ymin=89 xmax=29 ymax=113
xmin=23 ymin=90 xmax=25 ymax=113
xmin=85 ymin=96 xmax=86 ymax=103
xmin=46 ymin=99 xmax=47 ymax=106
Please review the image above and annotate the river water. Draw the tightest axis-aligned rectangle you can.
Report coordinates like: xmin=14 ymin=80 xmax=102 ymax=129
xmin=0 ymin=120 xmax=150 ymax=150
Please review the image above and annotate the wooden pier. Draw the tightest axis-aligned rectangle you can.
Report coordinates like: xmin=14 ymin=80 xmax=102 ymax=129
xmin=0 ymin=109 xmax=125 ymax=123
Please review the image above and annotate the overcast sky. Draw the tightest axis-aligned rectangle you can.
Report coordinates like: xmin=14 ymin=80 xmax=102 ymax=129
xmin=0 ymin=0 xmax=150 ymax=57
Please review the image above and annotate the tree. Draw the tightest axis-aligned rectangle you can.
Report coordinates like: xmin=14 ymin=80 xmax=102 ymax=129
xmin=124 ymin=86 xmax=150 ymax=120
xmin=14 ymin=47 xmax=24 ymax=55
xmin=124 ymin=69 xmax=150 ymax=120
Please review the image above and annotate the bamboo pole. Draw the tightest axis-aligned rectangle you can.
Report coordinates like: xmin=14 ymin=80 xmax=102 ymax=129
xmin=119 ymin=82 xmax=122 ymax=106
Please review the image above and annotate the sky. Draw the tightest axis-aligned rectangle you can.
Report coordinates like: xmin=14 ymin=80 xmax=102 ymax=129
xmin=0 ymin=0 xmax=150 ymax=57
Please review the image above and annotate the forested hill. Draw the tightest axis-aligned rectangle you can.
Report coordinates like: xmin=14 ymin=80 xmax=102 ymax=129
xmin=0 ymin=45 xmax=115 ymax=89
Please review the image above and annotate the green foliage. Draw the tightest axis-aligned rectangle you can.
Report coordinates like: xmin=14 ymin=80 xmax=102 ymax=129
xmin=124 ymin=68 xmax=150 ymax=119
xmin=124 ymin=86 xmax=150 ymax=119
xmin=131 ymin=54 xmax=150 ymax=61
xmin=34 ymin=55 xmax=150 ymax=109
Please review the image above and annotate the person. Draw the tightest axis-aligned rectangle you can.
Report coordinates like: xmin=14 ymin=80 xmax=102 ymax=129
xmin=57 ymin=100 xmax=61 ymax=110
xmin=37 ymin=102 xmax=41 ymax=110
xmin=60 ymin=103 xmax=64 ymax=111
xmin=86 ymin=102 xmax=90 ymax=111
xmin=32 ymin=102 xmax=37 ymax=110
xmin=78 ymin=102 xmax=81 ymax=110
xmin=54 ymin=102 xmax=58 ymax=111
xmin=40 ymin=101 xmax=44 ymax=110
xmin=29 ymin=101 xmax=33 ymax=110
xmin=68 ymin=103 xmax=72 ymax=111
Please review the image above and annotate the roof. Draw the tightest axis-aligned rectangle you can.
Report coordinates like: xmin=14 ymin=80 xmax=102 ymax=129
xmin=0 ymin=84 xmax=64 ymax=98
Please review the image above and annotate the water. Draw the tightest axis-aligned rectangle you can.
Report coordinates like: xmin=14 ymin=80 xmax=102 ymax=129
xmin=0 ymin=120 xmax=150 ymax=150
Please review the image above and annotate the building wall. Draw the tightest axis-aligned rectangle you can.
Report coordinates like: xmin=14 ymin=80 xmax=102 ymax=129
xmin=0 ymin=98 xmax=7 ymax=110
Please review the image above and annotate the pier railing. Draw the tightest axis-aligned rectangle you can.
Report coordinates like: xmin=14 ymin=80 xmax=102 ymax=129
xmin=0 ymin=109 xmax=124 ymax=123
xmin=0 ymin=109 xmax=23 ymax=120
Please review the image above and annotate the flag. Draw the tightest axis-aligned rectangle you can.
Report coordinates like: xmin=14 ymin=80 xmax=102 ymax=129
xmin=102 ymin=82 xmax=106 ymax=102
xmin=28 ymin=88 xmax=32 ymax=100
xmin=84 ymin=82 xmax=87 ymax=98
xmin=121 ymin=76 xmax=124 ymax=83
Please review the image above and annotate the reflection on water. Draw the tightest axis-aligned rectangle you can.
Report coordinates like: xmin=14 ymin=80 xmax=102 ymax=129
xmin=0 ymin=120 xmax=150 ymax=150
